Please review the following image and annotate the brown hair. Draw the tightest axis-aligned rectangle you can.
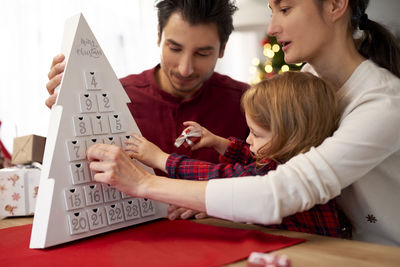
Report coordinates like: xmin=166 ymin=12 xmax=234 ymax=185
xmin=242 ymin=71 xmax=339 ymax=164
xmin=155 ymin=0 xmax=238 ymax=51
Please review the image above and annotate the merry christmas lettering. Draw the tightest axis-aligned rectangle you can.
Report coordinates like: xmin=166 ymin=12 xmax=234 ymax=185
xmin=76 ymin=38 xmax=103 ymax=58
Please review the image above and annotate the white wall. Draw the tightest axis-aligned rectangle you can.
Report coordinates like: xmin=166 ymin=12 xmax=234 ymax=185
xmin=368 ymin=0 xmax=400 ymax=37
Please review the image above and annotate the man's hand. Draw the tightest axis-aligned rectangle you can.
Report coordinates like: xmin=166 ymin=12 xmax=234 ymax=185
xmin=167 ymin=205 xmax=208 ymax=220
xmin=45 ymin=54 xmax=65 ymax=108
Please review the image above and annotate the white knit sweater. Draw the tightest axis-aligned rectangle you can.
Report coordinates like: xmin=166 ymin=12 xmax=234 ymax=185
xmin=206 ymin=60 xmax=400 ymax=246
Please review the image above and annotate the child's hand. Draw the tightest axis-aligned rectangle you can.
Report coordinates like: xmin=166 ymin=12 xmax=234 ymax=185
xmin=124 ymin=133 xmax=169 ymax=172
xmin=181 ymin=121 xmax=216 ymax=150
xmin=183 ymin=121 xmax=230 ymax=155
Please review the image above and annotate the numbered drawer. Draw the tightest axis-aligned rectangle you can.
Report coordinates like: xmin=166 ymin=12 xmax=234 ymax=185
xmin=103 ymin=135 xmax=122 ymax=147
xmin=72 ymin=115 xmax=93 ymax=136
xmin=79 ymin=93 xmax=98 ymax=113
xmin=91 ymin=114 xmax=110 ymax=135
xmin=86 ymin=207 xmax=107 ymax=230
xmin=86 ymin=136 xmax=104 ymax=147
xmin=97 ymin=93 xmax=114 ymax=112
xmin=67 ymin=211 xmax=89 ymax=235
xmin=84 ymin=71 xmax=102 ymax=90
xmin=105 ymin=203 xmax=125 ymax=225
xmin=120 ymin=135 xmax=131 ymax=149
xmin=69 ymin=161 xmax=91 ymax=185
xmin=122 ymin=199 xmax=141 ymax=221
xmin=83 ymin=183 xmax=104 ymax=206
xmin=66 ymin=139 xmax=87 ymax=161
xmin=139 ymin=198 xmax=156 ymax=217
xmin=102 ymin=184 xmax=121 ymax=203
xmin=108 ymin=114 xmax=126 ymax=134
xmin=121 ymin=192 xmax=132 ymax=199
xmin=64 ymin=187 xmax=85 ymax=211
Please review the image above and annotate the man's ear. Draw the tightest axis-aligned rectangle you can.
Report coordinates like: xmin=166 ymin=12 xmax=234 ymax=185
xmin=157 ymin=30 xmax=161 ymax=47
xmin=219 ymin=41 xmax=227 ymax=58
xmin=327 ymin=0 xmax=349 ymax=22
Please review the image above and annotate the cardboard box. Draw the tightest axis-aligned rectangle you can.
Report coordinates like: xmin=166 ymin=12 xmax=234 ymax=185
xmin=0 ymin=167 xmax=41 ymax=217
xmin=11 ymin=135 xmax=46 ymax=165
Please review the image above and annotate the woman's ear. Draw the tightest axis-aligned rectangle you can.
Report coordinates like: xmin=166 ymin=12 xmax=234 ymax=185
xmin=328 ymin=0 xmax=349 ymax=22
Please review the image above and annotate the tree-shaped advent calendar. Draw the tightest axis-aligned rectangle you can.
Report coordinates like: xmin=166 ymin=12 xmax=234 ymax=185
xmin=30 ymin=13 xmax=167 ymax=248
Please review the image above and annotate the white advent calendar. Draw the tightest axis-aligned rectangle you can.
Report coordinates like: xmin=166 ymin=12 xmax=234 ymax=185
xmin=30 ymin=13 xmax=168 ymax=248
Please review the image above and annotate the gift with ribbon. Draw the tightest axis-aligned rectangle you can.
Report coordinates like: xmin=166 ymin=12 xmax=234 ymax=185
xmin=247 ymin=252 xmax=291 ymax=267
xmin=174 ymin=127 xmax=202 ymax=148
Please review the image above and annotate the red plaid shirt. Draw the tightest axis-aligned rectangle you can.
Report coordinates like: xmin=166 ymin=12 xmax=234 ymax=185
xmin=166 ymin=137 xmax=341 ymax=237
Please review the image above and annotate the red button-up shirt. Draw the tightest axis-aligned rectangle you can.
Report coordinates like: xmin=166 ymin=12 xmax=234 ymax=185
xmin=120 ymin=65 xmax=249 ymax=176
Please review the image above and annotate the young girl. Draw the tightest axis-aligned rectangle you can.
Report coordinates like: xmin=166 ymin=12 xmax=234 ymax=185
xmin=125 ymin=71 xmax=342 ymax=237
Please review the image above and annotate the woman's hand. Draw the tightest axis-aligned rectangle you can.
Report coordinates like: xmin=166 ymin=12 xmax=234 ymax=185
xmin=87 ymin=143 xmax=152 ymax=198
xmin=87 ymin=143 xmax=208 ymax=214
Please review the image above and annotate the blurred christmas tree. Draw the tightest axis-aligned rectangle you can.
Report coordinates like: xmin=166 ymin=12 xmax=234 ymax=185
xmin=250 ymin=35 xmax=304 ymax=84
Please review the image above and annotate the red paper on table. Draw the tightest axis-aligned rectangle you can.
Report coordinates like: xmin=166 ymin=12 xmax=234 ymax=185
xmin=0 ymin=219 xmax=305 ymax=267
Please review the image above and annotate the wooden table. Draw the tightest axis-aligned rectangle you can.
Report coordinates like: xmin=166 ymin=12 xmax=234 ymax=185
xmin=1 ymin=216 xmax=399 ymax=266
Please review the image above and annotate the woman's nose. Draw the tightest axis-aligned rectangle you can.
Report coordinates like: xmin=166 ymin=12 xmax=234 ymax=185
xmin=267 ymin=15 xmax=280 ymax=37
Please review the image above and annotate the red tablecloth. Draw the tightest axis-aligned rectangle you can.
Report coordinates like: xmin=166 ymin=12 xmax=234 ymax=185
xmin=0 ymin=219 xmax=305 ymax=267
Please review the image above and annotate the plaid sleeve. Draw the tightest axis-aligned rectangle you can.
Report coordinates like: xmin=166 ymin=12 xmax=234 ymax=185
xmin=268 ymin=199 xmax=341 ymax=237
xmin=166 ymin=153 xmax=275 ymax=180
xmin=219 ymin=137 xmax=254 ymax=165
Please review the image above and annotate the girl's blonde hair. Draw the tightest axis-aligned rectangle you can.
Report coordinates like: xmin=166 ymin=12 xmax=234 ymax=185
xmin=242 ymin=71 xmax=339 ymax=164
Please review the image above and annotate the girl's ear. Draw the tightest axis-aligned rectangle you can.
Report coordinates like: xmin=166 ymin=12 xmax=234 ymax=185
xmin=327 ymin=0 xmax=349 ymax=22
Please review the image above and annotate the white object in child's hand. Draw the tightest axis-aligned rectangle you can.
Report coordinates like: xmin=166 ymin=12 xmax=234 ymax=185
xmin=247 ymin=252 xmax=290 ymax=267
xmin=174 ymin=127 xmax=202 ymax=148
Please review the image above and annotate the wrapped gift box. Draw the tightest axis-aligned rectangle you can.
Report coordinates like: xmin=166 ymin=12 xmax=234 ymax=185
xmin=11 ymin=134 xmax=46 ymax=165
xmin=0 ymin=167 xmax=40 ymax=217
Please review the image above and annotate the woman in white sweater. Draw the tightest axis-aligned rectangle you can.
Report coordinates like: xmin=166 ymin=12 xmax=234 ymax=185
xmin=87 ymin=0 xmax=400 ymax=246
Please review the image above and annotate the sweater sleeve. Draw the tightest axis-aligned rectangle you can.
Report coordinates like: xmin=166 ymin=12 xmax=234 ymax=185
xmin=205 ymin=63 xmax=400 ymax=225
xmin=166 ymin=153 xmax=272 ymax=180
xmin=219 ymin=137 xmax=254 ymax=165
